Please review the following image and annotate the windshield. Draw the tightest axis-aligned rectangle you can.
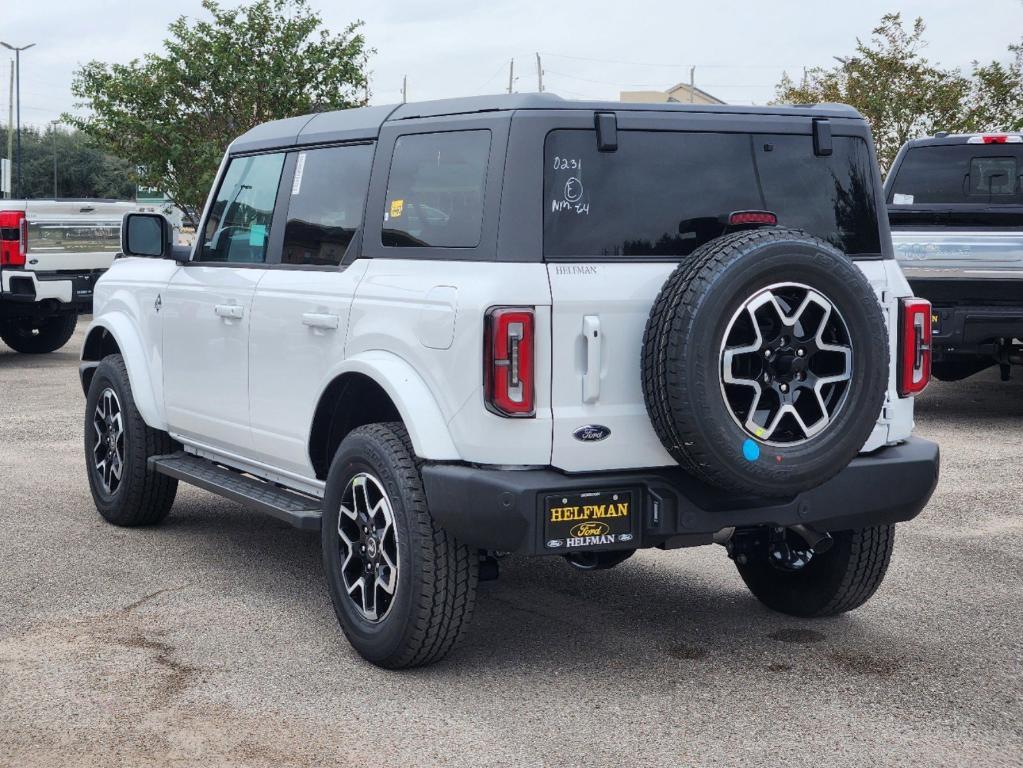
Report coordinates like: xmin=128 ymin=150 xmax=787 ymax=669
xmin=543 ymin=130 xmax=882 ymax=259
xmin=888 ymin=144 xmax=1023 ymax=205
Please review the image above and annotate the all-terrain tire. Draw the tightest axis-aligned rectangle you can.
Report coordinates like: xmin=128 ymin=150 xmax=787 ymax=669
xmin=84 ymin=354 xmax=178 ymax=526
xmin=736 ymin=525 xmax=895 ymax=617
xmin=321 ymin=422 xmax=478 ymax=669
xmin=0 ymin=313 xmax=78 ymax=354
xmin=641 ymin=228 xmax=889 ymax=497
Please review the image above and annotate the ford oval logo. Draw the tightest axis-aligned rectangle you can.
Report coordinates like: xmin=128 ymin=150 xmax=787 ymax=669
xmin=573 ymin=424 xmax=611 ymax=442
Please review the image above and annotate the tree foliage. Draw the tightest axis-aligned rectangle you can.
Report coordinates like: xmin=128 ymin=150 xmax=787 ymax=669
xmin=775 ymin=14 xmax=1023 ymax=171
xmin=1 ymin=126 xmax=136 ymax=200
xmin=65 ymin=0 xmax=370 ymax=223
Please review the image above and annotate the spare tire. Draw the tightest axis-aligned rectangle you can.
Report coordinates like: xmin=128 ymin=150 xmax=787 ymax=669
xmin=642 ymin=228 xmax=888 ymax=497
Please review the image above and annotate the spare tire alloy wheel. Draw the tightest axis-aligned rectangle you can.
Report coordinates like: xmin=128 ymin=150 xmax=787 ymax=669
xmin=91 ymin=387 xmax=125 ymax=496
xmin=336 ymin=472 xmax=400 ymax=622
xmin=721 ymin=282 xmax=852 ymax=446
xmin=642 ymin=228 xmax=889 ymax=497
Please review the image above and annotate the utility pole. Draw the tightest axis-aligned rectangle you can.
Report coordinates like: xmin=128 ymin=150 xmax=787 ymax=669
xmin=50 ymin=120 xmax=59 ymax=199
xmin=689 ymin=65 xmax=695 ymax=103
xmin=508 ymin=58 xmax=514 ymax=94
xmin=6 ymin=60 xmax=12 ymax=199
xmin=1 ymin=42 xmax=35 ymax=199
xmin=536 ymin=53 xmax=543 ymax=93
xmin=401 ymin=75 xmax=407 ymax=104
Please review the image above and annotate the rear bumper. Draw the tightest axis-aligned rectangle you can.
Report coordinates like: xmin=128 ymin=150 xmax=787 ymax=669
xmin=421 ymin=437 xmax=940 ymax=555
xmin=906 ymin=275 xmax=1023 ymax=359
xmin=0 ymin=269 xmax=99 ymax=314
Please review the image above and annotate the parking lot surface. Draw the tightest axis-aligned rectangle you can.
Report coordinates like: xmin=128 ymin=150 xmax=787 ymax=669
xmin=1 ymin=323 xmax=1021 ymax=767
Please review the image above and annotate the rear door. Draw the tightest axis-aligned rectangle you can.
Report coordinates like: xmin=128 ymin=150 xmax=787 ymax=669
xmin=24 ymin=200 xmax=128 ymax=271
xmin=247 ymin=143 xmax=375 ymax=475
xmin=543 ymin=120 xmax=893 ymax=472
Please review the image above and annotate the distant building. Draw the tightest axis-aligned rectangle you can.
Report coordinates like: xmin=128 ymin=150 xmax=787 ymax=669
xmin=620 ymin=82 xmax=725 ymax=105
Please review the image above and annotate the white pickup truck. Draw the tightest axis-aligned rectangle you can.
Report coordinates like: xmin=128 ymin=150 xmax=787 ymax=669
xmin=0 ymin=199 xmax=136 ymax=353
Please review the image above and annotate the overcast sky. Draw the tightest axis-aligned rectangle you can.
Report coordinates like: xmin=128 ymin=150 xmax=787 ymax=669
xmin=3 ymin=0 xmax=1021 ymax=129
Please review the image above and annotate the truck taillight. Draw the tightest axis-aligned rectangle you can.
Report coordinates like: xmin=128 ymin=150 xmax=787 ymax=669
xmin=0 ymin=210 xmax=27 ymax=267
xmin=484 ymin=307 xmax=535 ymax=417
xmin=898 ymin=298 xmax=932 ymax=397
xmin=967 ymin=134 xmax=1022 ymax=144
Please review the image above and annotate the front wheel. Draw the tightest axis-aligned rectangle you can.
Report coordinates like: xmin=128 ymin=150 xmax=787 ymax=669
xmin=84 ymin=354 xmax=178 ymax=526
xmin=321 ymin=422 xmax=478 ymax=669
xmin=735 ymin=525 xmax=895 ymax=617
xmin=0 ymin=313 xmax=78 ymax=354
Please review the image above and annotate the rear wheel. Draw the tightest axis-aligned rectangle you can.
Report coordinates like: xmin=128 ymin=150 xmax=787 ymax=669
xmin=0 ymin=313 xmax=77 ymax=354
xmin=322 ymin=422 xmax=478 ymax=668
xmin=734 ymin=525 xmax=895 ymax=617
xmin=84 ymin=354 xmax=178 ymax=526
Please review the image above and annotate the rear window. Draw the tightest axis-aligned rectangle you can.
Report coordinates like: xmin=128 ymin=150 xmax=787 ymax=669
xmin=382 ymin=130 xmax=491 ymax=248
xmin=888 ymin=145 xmax=1023 ymax=205
xmin=543 ymin=130 xmax=882 ymax=259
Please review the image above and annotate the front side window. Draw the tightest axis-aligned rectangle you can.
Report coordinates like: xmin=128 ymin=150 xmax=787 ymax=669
xmin=382 ymin=130 xmax=491 ymax=248
xmin=543 ymin=130 xmax=882 ymax=259
xmin=199 ymin=152 xmax=285 ymax=263
xmin=282 ymin=144 xmax=374 ymax=267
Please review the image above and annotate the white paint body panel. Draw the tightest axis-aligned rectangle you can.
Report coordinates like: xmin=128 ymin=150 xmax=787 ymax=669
xmin=546 ymin=259 xmax=915 ymax=472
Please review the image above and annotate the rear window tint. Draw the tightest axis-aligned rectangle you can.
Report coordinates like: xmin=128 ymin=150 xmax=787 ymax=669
xmin=543 ymin=130 xmax=882 ymax=259
xmin=888 ymin=145 xmax=1023 ymax=205
xmin=382 ymin=130 xmax=491 ymax=248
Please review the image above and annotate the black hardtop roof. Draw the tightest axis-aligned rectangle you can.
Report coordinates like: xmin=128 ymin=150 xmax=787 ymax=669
xmin=902 ymin=132 xmax=1023 ymax=148
xmin=229 ymin=93 xmax=863 ymax=154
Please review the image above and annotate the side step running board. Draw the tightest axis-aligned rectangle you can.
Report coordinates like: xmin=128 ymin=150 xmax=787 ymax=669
xmin=149 ymin=452 xmax=322 ymax=531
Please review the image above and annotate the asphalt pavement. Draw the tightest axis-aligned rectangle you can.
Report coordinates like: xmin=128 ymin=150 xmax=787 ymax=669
xmin=1 ymin=322 xmax=1020 ymax=767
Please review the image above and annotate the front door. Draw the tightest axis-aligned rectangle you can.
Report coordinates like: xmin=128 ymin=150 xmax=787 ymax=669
xmin=162 ymin=151 xmax=286 ymax=454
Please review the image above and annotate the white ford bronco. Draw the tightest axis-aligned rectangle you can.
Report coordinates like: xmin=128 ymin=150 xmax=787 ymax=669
xmin=81 ymin=95 xmax=940 ymax=668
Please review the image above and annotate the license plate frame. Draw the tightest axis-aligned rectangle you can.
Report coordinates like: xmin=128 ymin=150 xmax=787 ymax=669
xmin=543 ymin=489 xmax=636 ymax=551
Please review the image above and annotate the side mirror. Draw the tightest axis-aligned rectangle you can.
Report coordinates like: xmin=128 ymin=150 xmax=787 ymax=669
xmin=121 ymin=212 xmax=173 ymax=259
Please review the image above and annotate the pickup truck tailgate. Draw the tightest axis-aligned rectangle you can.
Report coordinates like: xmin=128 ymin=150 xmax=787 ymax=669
xmin=24 ymin=200 xmax=130 ymax=272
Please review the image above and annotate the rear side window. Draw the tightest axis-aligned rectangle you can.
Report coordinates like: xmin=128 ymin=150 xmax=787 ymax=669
xmin=382 ymin=130 xmax=491 ymax=248
xmin=889 ymin=145 xmax=1023 ymax=205
xmin=543 ymin=130 xmax=882 ymax=259
xmin=200 ymin=152 xmax=285 ymax=263
xmin=282 ymin=144 xmax=373 ymax=267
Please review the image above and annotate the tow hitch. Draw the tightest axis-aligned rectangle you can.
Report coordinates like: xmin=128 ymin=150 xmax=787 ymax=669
xmin=726 ymin=525 xmax=833 ymax=572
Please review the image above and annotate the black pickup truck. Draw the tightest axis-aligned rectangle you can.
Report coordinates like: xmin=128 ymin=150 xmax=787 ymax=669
xmin=885 ymin=133 xmax=1023 ymax=381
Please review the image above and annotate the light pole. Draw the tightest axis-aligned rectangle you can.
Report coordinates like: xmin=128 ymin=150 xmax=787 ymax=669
xmin=50 ymin=119 xmax=60 ymax=198
xmin=0 ymin=41 xmax=36 ymax=199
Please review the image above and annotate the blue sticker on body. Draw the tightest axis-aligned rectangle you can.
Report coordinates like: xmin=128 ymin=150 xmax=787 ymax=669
xmin=742 ymin=439 xmax=760 ymax=462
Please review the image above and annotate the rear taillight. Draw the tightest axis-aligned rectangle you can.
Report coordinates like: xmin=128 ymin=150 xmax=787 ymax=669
xmin=0 ymin=210 xmax=27 ymax=267
xmin=484 ymin=307 xmax=535 ymax=417
xmin=898 ymin=298 xmax=932 ymax=397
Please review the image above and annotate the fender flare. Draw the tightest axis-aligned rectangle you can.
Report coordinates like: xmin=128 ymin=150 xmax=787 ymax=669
xmin=81 ymin=314 xmax=166 ymax=431
xmin=319 ymin=351 xmax=461 ymax=461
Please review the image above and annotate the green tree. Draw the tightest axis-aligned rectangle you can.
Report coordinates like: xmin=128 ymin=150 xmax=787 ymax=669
xmin=65 ymin=0 xmax=370 ymax=223
xmin=774 ymin=14 xmax=971 ymax=171
xmin=967 ymin=43 xmax=1023 ymax=133
xmin=1 ymin=126 xmax=136 ymax=200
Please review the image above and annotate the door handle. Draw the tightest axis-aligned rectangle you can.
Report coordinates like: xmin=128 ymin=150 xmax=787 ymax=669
xmin=214 ymin=303 xmax=244 ymax=320
xmin=582 ymin=315 xmax=601 ymax=403
xmin=302 ymin=312 xmax=340 ymax=330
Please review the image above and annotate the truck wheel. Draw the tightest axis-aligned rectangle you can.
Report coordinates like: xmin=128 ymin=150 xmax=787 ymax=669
xmin=84 ymin=354 xmax=178 ymax=526
xmin=0 ymin=313 xmax=78 ymax=354
xmin=735 ymin=525 xmax=894 ymax=617
xmin=322 ymin=422 xmax=478 ymax=669
xmin=642 ymin=228 xmax=889 ymax=497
